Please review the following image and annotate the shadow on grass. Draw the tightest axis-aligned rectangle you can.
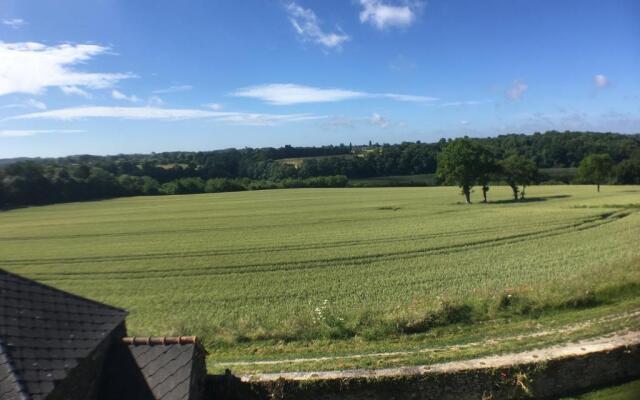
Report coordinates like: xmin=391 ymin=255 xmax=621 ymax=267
xmin=488 ymin=194 xmax=572 ymax=204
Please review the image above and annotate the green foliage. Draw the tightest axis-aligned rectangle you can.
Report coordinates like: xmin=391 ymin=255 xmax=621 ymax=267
xmin=500 ymin=154 xmax=538 ymax=199
xmin=437 ymin=139 xmax=491 ymax=203
xmin=577 ymin=154 xmax=615 ymax=191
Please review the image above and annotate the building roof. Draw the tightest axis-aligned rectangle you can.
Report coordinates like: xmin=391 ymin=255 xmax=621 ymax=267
xmin=0 ymin=269 xmax=127 ymax=400
xmin=100 ymin=337 xmax=205 ymax=400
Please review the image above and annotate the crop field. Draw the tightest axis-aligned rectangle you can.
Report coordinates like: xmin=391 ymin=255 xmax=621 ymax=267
xmin=1 ymin=185 xmax=639 ymax=373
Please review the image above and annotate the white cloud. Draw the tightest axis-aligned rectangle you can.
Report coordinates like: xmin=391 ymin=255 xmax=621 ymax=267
xmin=24 ymin=99 xmax=47 ymax=110
xmin=205 ymin=103 xmax=223 ymax=110
xmin=2 ymin=19 xmax=27 ymax=29
xmin=1 ymin=98 xmax=47 ymax=110
xmin=0 ymin=42 xmax=133 ymax=97
xmin=232 ymin=83 xmax=436 ymax=105
xmin=234 ymin=84 xmax=363 ymax=105
xmin=506 ymin=80 xmax=528 ymax=100
xmin=60 ymin=85 xmax=92 ymax=98
xmin=359 ymin=0 xmax=423 ymax=30
xmin=147 ymin=95 xmax=164 ymax=106
xmin=0 ymin=129 xmax=83 ymax=138
xmin=152 ymin=85 xmax=192 ymax=94
xmin=111 ymin=89 xmax=140 ymax=102
xmin=460 ymin=120 xmax=469 ymax=125
xmin=370 ymin=112 xmax=389 ymax=128
xmin=594 ymin=74 xmax=609 ymax=88
xmin=286 ymin=3 xmax=349 ymax=49
xmin=441 ymin=100 xmax=486 ymax=107
xmin=6 ymin=106 xmax=325 ymax=126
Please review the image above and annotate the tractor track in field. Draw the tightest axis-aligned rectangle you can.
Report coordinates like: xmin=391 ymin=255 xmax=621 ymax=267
xmin=0 ymin=214 xmax=583 ymax=265
xmin=0 ymin=208 xmax=462 ymax=242
xmin=16 ymin=210 xmax=632 ymax=281
xmin=213 ymin=308 xmax=640 ymax=371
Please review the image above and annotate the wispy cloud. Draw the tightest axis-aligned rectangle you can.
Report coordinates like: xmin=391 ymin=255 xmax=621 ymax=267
xmin=441 ymin=100 xmax=488 ymax=107
xmin=1 ymin=98 xmax=47 ymax=110
xmin=594 ymin=74 xmax=610 ymax=88
xmin=0 ymin=129 xmax=83 ymax=138
xmin=2 ymin=18 xmax=27 ymax=29
xmin=506 ymin=80 xmax=528 ymax=100
xmin=205 ymin=103 xmax=223 ymax=110
xmin=232 ymin=83 xmax=436 ymax=105
xmin=0 ymin=42 xmax=133 ymax=97
xmin=6 ymin=106 xmax=324 ymax=126
xmin=111 ymin=89 xmax=140 ymax=102
xmin=359 ymin=0 xmax=424 ymax=30
xmin=60 ymin=85 xmax=92 ymax=98
xmin=152 ymin=85 xmax=192 ymax=94
xmin=370 ymin=112 xmax=389 ymax=128
xmin=286 ymin=3 xmax=349 ymax=49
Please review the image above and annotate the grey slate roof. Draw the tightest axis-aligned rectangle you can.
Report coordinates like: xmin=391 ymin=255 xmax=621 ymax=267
xmin=0 ymin=269 xmax=127 ymax=400
xmin=130 ymin=342 xmax=198 ymax=400
xmin=99 ymin=337 xmax=203 ymax=400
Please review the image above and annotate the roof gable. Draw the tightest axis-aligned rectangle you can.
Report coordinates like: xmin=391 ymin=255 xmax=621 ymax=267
xmin=0 ymin=269 xmax=127 ymax=400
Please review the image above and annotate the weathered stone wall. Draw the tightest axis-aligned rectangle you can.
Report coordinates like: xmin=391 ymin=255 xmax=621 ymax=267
xmin=206 ymin=340 xmax=640 ymax=400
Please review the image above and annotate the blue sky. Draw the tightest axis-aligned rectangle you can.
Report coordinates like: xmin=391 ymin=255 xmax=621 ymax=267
xmin=0 ymin=0 xmax=638 ymax=158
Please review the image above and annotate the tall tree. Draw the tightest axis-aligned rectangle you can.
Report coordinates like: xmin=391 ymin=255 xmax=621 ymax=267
xmin=500 ymin=155 xmax=538 ymax=200
xmin=477 ymin=148 xmax=500 ymax=203
xmin=577 ymin=154 xmax=614 ymax=192
xmin=437 ymin=139 xmax=485 ymax=204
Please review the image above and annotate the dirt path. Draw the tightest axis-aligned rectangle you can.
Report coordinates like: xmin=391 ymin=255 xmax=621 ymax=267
xmin=243 ymin=330 xmax=640 ymax=382
xmin=213 ymin=308 xmax=640 ymax=374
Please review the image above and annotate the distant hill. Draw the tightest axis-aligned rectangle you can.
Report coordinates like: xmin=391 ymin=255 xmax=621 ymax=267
xmin=0 ymin=157 xmax=33 ymax=166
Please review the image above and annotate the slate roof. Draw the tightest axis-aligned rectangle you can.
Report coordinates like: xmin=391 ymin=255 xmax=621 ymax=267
xmin=0 ymin=269 xmax=127 ymax=400
xmin=100 ymin=337 xmax=204 ymax=400
xmin=129 ymin=339 xmax=199 ymax=400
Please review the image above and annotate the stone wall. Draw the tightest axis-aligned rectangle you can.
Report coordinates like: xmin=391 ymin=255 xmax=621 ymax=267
xmin=206 ymin=338 xmax=640 ymax=400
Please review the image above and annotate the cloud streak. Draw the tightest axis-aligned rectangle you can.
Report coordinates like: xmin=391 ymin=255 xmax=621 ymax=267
xmin=6 ymin=106 xmax=324 ymax=126
xmin=0 ymin=42 xmax=133 ymax=97
xmin=2 ymin=19 xmax=27 ymax=29
xmin=152 ymin=85 xmax=192 ymax=94
xmin=286 ymin=3 xmax=349 ymax=49
xmin=232 ymin=83 xmax=436 ymax=105
xmin=112 ymin=89 xmax=140 ymax=102
xmin=0 ymin=129 xmax=83 ymax=138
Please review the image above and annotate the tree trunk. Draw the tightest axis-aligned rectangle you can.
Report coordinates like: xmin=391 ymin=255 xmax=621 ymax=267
xmin=463 ymin=186 xmax=471 ymax=204
xmin=520 ymin=185 xmax=526 ymax=200
xmin=511 ymin=185 xmax=518 ymax=200
xmin=597 ymin=183 xmax=600 ymax=192
xmin=482 ymin=186 xmax=488 ymax=203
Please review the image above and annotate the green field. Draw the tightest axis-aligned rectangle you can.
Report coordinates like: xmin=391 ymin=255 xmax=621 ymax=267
xmin=562 ymin=380 xmax=640 ymax=400
xmin=1 ymin=185 xmax=639 ymax=373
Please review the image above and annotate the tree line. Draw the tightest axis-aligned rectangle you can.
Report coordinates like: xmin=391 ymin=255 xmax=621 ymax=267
xmin=1 ymin=131 xmax=639 ymax=208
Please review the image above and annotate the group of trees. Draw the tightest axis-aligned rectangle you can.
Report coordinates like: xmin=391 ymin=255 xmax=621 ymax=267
xmin=437 ymin=139 xmax=538 ymax=203
xmin=437 ymin=137 xmax=640 ymax=204
xmin=1 ymin=131 xmax=639 ymax=208
xmin=576 ymin=150 xmax=640 ymax=189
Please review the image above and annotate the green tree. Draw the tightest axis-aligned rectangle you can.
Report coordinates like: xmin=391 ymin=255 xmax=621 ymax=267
xmin=437 ymin=139 xmax=486 ymax=204
xmin=577 ymin=154 xmax=614 ymax=192
xmin=477 ymin=149 xmax=499 ymax=203
xmin=500 ymin=155 xmax=538 ymax=200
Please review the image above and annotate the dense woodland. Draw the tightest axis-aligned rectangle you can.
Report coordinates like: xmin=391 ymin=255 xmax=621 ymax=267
xmin=1 ymin=131 xmax=639 ymax=208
